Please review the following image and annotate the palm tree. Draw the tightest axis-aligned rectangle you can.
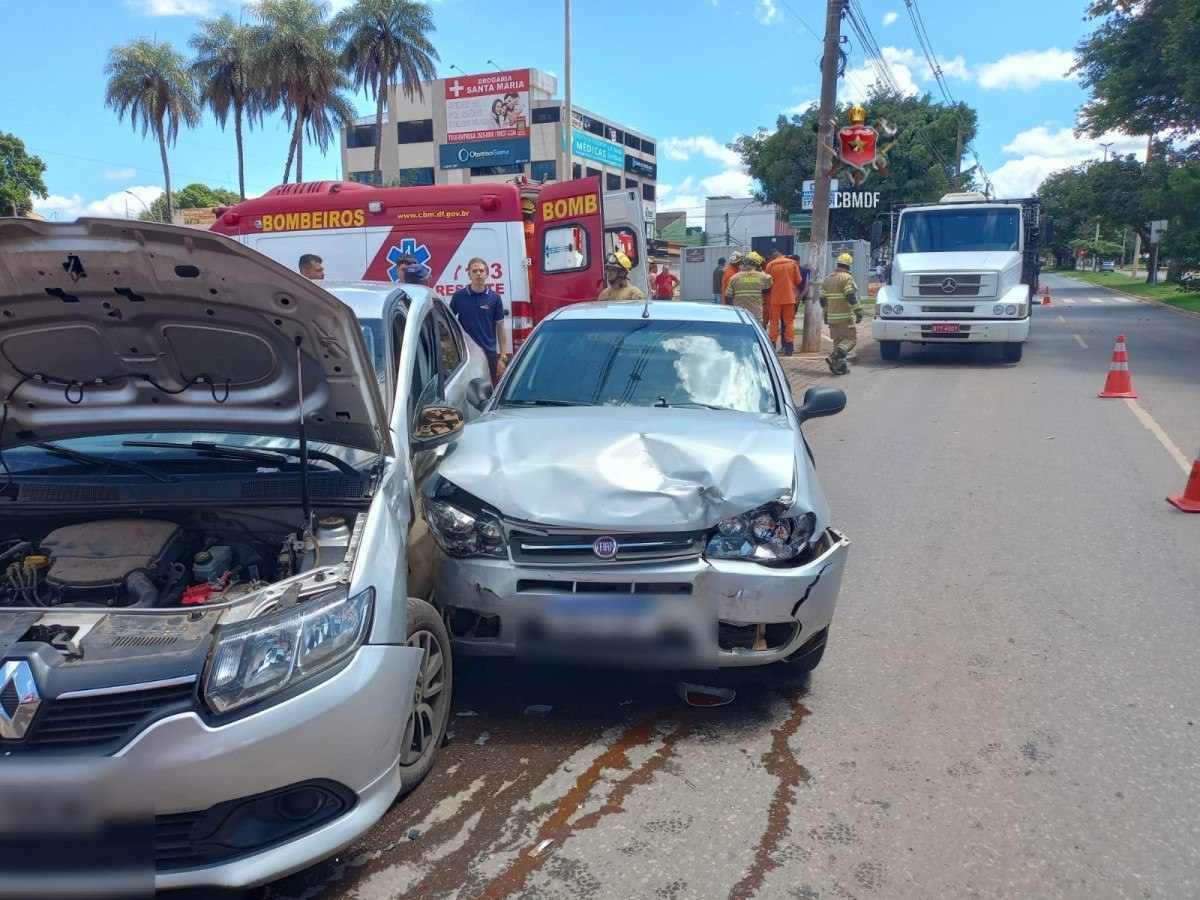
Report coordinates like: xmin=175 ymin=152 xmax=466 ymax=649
xmin=334 ymin=0 xmax=439 ymax=185
xmin=104 ymin=40 xmax=200 ymax=222
xmin=255 ymin=0 xmax=353 ymax=183
xmin=190 ymin=15 xmax=265 ymax=199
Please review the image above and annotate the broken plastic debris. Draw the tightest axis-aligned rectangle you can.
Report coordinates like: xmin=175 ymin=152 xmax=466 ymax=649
xmin=407 ymin=829 xmax=420 ymax=841
xmin=475 ymin=731 xmax=491 ymax=746
xmin=676 ymin=682 xmax=736 ymax=707
xmin=530 ymin=839 xmax=555 ymax=858
xmin=456 ymin=710 xmax=479 ymax=717
xmin=524 ymin=704 xmax=553 ymax=716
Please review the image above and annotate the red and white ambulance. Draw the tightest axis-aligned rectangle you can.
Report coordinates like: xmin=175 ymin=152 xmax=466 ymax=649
xmin=210 ymin=176 xmax=648 ymax=349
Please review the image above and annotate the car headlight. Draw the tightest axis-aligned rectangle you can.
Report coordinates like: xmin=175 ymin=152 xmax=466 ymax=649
xmin=1005 ymin=304 xmax=1018 ymax=316
xmin=705 ymin=504 xmax=817 ymax=565
xmin=203 ymin=587 xmax=374 ymax=714
xmin=880 ymin=304 xmax=901 ymax=317
xmin=993 ymin=304 xmax=1005 ymax=316
xmin=425 ymin=499 xmax=507 ymax=558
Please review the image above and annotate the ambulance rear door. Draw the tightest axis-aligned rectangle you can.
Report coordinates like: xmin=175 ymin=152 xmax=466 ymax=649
xmin=530 ymin=176 xmax=605 ymax=326
xmin=601 ymin=188 xmax=649 ymax=295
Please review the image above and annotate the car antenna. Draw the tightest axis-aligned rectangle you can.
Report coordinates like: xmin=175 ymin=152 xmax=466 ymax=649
xmin=294 ymin=335 xmax=312 ymax=536
xmin=641 ymin=296 xmax=651 ymax=319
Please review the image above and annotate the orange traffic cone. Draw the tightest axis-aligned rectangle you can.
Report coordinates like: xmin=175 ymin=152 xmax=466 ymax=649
xmin=1041 ymin=285 xmax=1052 ymax=306
xmin=1098 ymin=334 xmax=1137 ymax=398
xmin=1167 ymin=448 xmax=1200 ymax=512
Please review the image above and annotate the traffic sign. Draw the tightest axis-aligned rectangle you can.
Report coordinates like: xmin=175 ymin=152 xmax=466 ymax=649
xmin=789 ymin=213 xmax=812 ymax=228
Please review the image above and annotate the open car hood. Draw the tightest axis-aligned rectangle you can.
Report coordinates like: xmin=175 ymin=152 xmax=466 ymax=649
xmin=0 ymin=219 xmax=391 ymax=454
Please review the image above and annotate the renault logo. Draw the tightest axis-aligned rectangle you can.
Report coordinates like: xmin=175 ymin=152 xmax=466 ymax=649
xmin=592 ymin=536 xmax=618 ymax=560
xmin=0 ymin=660 xmax=41 ymax=740
xmin=940 ymin=277 xmax=959 ymax=294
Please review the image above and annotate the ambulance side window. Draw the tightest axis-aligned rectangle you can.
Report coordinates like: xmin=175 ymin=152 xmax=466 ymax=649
xmin=543 ymin=224 xmax=589 ymax=273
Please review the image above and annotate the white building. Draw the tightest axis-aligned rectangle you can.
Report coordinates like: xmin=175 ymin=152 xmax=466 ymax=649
xmin=703 ymin=196 xmax=786 ymax=249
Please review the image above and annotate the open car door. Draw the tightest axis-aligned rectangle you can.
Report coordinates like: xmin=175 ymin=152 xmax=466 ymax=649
xmin=529 ymin=176 xmax=605 ymax=333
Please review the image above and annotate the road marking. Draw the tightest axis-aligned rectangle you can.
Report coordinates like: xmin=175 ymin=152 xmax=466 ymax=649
xmin=1061 ymin=298 xmax=1077 ymax=305
xmin=1073 ymin=334 xmax=1088 ymax=349
xmin=1089 ymin=298 xmax=1105 ymax=304
xmin=1056 ymin=315 xmax=1067 ymax=324
xmin=1116 ymin=297 xmax=1135 ymax=304
xmin=1123 ymin=398 xmax=1192 ymax=474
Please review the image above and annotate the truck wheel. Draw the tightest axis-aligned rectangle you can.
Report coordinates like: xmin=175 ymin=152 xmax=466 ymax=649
xmin=879 ymin=340 xmax=901 ymax=361
xmin=398 ymin=597 xmax=453 ymax=798
xmin=1002 ymin=342 xmax=1024 ymax=363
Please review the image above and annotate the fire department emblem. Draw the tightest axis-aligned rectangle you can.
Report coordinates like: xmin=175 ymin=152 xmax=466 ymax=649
xmin=827 ymin=104 xmax=898 ymax=188
xmin=386 ymin=238 xmax=433 ymax=282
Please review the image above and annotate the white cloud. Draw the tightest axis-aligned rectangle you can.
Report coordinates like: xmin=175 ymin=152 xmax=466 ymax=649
xmin=125 ymin=0 xmax=213 ymax=14
xmin=755 ymin=0 xmax=779 ymax=25
xmin=786 ymin=99 xmax=817 ymax=116
xmin=33 ymin=186 xmax=164 ymax=221
xmin=988 ymin=124 xmax=1146 ymax=196
xmin=938 ymin=55 xmax=971 ymax=81
xmin=657 ymin=168 xmax=758 ymax=227
xmin=882 ymin=11 xmax=899 ymax=26
xmin=976 ymin=48 xmax=1076 ymax=91
xmin=103 ymin=167 xmax=137 ymax=181
xmin=842 ymin=45 xmax=973 ymax=102
xmin=659 ymin=135 xmax=741 ymax=168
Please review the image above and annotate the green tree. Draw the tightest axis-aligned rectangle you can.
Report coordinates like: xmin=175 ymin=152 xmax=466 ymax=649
xmin=255 ymin=0 xmax=355 ymax=183
xmin=104 ymin=40 xmax=200 ymax=223
xmin=334 ymin=0 xmax=439 ymax=186
xmin=0 ymin=132 xmax=48 ymax=216
xmin=138 ymin=182 xmax=240 ymax=222
xmin=732 ymin=89 xmax=978 ymax=241
xmin=190 ymin=15 xmax=266 ymax=200
xmin=1160 ymin=162 xmax=1200 ymax=276
xmin=1075 ymin=0 xmax=1200 ymax=139
xmin=1036 ymin=168 xmax=1091 ymax=268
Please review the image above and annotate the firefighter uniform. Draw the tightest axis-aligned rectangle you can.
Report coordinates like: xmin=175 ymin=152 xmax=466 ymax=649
xmin=819 ymin=253 xmax=862 ymax=375
xmin=725 ymin=256 xmax=773 ymax=321
xmin=598 ymin=250 xmax=646 ymax=301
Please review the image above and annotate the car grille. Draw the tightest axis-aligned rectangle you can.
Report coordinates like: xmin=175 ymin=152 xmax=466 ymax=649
xmin=3 ymin=681 xmax=196 ymax=753
xmin=920 ymin=305 xmax=976 ymax=314
xmin=509 ymin=529 xmax=705 ymax=565
xmin=155 ymin=810 xmax=209 ymax=871
xmin=916 ymin=274 xmax=983 ymax=297
xmin=516 ymin=579 xmax=693 ymax=595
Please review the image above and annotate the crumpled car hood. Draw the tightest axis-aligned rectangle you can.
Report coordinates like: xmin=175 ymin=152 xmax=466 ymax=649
xmin=436 ymin=406 xmax=827 ymax=531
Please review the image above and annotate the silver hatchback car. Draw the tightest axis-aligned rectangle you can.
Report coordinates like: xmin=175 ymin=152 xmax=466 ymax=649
xmin=0 ymin=219 xmax=490 ymax=893
xmin=425 ymin=300 xmax=851 ymax=673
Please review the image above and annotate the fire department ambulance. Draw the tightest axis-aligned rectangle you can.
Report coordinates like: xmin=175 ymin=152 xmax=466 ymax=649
xmin=210 ymin=176 xmax=648 ymax=349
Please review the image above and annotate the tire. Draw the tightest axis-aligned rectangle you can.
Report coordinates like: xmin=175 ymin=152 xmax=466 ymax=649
xmin=879 ymin=340 xmax=901 ymax=361
xmin=1002 ymin=342 xmax=1024 ymax=363
xmin=398 ymin=597 xmax=453 ymax=798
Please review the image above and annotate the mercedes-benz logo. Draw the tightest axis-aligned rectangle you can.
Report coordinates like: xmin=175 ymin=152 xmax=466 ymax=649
xmin=592 ymin=536 xmax=618 ymax=560
xmin=940 ymin=277 xmax=959 ymax=294
xmin=0 ymin=660 xmax=41 ymax=740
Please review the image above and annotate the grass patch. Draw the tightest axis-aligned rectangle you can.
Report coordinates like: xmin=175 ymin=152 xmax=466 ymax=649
xmin=1060 ymin=270 xmax=1200 ymax=313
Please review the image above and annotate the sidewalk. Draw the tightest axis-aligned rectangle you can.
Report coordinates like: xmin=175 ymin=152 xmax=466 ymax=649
xmin=777 ymin=318 xmax=878 ymax=400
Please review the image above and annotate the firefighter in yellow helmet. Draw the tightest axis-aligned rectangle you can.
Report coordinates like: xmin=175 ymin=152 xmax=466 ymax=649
xmin=724 ymin=251 xmax=773 ymax=322
xmin=598 ymin=251 xmax=645 ymax=301
xmin=819 ymin=251 xmax=862 ymax=375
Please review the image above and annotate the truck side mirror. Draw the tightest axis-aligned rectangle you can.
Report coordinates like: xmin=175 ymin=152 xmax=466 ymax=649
xmin=798 ymin=386 xmax=846 ymax=423
xmin=870 ymin=220 xmax=883 ymax=247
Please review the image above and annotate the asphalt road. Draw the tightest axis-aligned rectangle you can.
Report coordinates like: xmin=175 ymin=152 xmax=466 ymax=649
xmin=259 ymin=274 xmax=1200 ymax=900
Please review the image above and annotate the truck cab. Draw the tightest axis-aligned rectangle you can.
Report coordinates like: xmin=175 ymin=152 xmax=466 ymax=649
xmin=874 ymin=193 xmax=1046 ymax=364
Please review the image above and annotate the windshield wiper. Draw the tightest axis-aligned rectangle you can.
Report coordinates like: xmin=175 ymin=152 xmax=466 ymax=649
xmin=121 ymin=440 xmax=359 ymax=476
xmin=501 ymin=399 xmax=592 ymax=407
xmin=31 ymin=442 xmax=174 ymax=483
xmin=653 ymin=399 xmax=731 ymax=411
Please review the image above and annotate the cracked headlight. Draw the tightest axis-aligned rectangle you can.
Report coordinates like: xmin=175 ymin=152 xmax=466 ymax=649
xmin=203 ymin=587 xmax=373 ymax=714
xmin=705 ymin=504 xmax=817 ymax=565
xmin=425 ymin=499 xmax=507 ymax=559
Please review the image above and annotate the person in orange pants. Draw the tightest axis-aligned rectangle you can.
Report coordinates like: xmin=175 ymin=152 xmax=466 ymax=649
xmin=763 ymin=249 xmax=802 ymax=354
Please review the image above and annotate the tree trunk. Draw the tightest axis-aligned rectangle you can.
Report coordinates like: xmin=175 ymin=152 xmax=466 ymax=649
xmin=373 ymin=78 xmax=386 ymax=184
xmin=234 ymin=100 xmax=246 ymax=200
xmin=296 ymin=122 xmax=304 ymax=183
xmin=157 ymin=123 xmax=173 ymax=223
xmin=283 ymin=114 xmax=302 ymax=184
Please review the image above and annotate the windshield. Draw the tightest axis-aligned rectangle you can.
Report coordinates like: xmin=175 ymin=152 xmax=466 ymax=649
xmin=896 ymin=208 xmax=1021 ymax=253
xmin=499 ymin=319 xmax=779 ymax=414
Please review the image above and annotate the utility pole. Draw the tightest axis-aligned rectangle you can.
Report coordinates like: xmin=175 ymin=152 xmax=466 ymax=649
xmin=562 ymin=0 xmax=573 ymax=183
xmin=953 ymin=125 xmax=963 ymax=190
xmin=801 ymin=0 xmax=844 ymax=353
xmin=724 ymin=213 xmax=731 ymax=245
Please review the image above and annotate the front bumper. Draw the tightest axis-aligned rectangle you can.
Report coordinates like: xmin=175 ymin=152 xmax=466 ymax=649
xmin=872 ymin=317 xmax=1030 ymax=342
xmin=436 ymin=528 xmax=850 ymax=668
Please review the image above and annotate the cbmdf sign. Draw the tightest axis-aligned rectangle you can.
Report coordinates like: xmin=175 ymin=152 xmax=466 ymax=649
xmin=444 ymin=69 xmax=530 ymax=143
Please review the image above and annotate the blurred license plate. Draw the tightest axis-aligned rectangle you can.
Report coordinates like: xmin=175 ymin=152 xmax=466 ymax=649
xmin=931 ymin=323 xmax=960 ymax=333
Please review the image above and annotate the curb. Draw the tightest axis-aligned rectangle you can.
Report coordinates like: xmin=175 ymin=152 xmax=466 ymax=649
xmin=1056 ymin=274 xmax=1200 ymax=321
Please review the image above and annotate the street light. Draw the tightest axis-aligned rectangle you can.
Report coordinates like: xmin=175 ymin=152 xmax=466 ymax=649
xmin=485 ymin=59 xmax=502 ymax=72
xmin=124 ymin=190 xmax=152 ymax=220
xmin=1100 ymin=141 xmax=1114 ymax=163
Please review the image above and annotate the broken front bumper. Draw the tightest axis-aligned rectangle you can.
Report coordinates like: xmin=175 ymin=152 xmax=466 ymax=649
xmin=436 ymin=528 xmax=850 ymax=668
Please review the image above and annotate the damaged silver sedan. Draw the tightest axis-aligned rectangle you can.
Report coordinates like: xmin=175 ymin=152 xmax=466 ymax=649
xmin=424 ymin=301 xmax=850 ymax=672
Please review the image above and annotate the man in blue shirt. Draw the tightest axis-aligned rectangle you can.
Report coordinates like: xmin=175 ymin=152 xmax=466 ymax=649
xmin=450 ymin=257 xmax=509 ymax=382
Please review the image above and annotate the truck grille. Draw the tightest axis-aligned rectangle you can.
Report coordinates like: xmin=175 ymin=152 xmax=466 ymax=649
xmin=916 ymin=274 xmax=983 ymax=297
xmin=509 ymin=529 xmax=705 ymax=565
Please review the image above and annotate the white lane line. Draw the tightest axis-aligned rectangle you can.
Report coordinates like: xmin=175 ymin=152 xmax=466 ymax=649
xmin=1089 ymin=297 xmax=1105 ymax=304
xmin=1061 ymin=298 xmax=1077 ymax=304
xmin=1056 ymin=315 xmax=1067 ymax=324
xmin=1073 ymin=334 xmax=1089 ymax=349
xmin=1116 ymin=297 xmax=1135 ymax=304
xmin=1123 ymin=398 xmax=1193 ymax=474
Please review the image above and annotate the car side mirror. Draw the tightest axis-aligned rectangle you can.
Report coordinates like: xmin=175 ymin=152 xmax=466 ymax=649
xmin=467 ymin=376 xmax=494 ymax=410
xmin=412 ymin=404 xmax=465 ymax=450
xmin=798 ymin=386 xmax=846 ymax=423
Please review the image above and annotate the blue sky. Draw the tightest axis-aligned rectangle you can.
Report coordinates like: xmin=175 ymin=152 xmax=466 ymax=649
xmin=7 ymin=0 xmax=1141 ymax=223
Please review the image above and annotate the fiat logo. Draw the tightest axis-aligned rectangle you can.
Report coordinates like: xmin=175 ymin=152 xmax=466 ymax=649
xmin=592 ymin=536 xmax=618 ymax=559
xmin=940 ymin=277 xmax=959 ymax=294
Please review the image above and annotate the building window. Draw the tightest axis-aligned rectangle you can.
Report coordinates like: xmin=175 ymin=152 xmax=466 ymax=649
xmin=624 ymin=132 xmax=640 ymax=149
xmin=469 ymin=163 xmax=523 ymax=176
xmin=585 ymin=118 xmax=605 ymax=137
xmin=572 ymin=163 xmax=582 ymax=179
xmin=543 ymin=225 xmax=589 ymax=273
xmin=396 ymin=167 xmax=435 ymax=186
xmin=532 ymin=106 xmax=560 ymax=124
xmin=396 ymin=119 xmax=434 ymax=144
xmin=585 ymin=167 xmax=601 ymax=179
xmin=625 ymin=178 xmax=638 ymax=190
xmin=347 ymin=125 xmax=377 ymax=149
xmin=531 ymin=160 xmax=557 ymax=182
xmin=349 ymin=170 xmax=381 ymax=185
xmin=606 ymin=173 xmax=622 ymax=191
xmin=642 ymin=183 xmax=656 ymax=201
xmin=640 ymin=139 xmax=656 ymax=156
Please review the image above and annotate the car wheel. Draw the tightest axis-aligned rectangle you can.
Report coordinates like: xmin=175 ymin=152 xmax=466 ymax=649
xmin=879 ymin=340 xmax=901 ymax=361
xmin=1002 ymin=342 xmax=1024 ymax=363
xmin=398 ymin=597 xmax=453 ymax=798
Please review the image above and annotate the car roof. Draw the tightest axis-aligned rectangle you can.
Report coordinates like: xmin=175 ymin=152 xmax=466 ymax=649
xmin=322 ymin=281 xmax=437 ymax=320
xmin=548 ymin=300 xmax=753 ymax=324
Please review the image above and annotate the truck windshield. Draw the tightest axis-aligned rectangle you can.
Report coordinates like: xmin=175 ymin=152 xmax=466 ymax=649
xmin=499 ymin=319 xmax=779 ymax=414
xmin=896 ymin=208 xmax=1020 ymax=253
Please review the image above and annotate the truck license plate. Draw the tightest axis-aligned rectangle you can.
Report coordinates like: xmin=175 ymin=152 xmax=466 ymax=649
xmin=931 ymin=323 xmax=961 ymax=333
